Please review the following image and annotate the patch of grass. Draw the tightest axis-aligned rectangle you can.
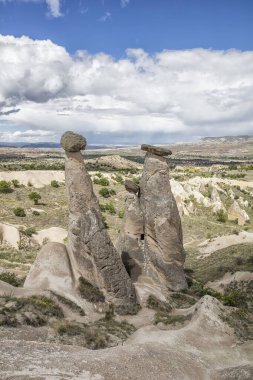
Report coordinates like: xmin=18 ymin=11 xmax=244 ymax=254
xmin=78 ymin=277 xmax=105 ymax=303
xmin=146 ymin=295 xmax=172 ymax=313
xmin=52 ymin=292 xmax=85 ymax=315
xmin=114 ymin=303 xmax=141 ymax=316
xmin=154 ymin=312 xmax=192 ymax=326
xmin=221 ymin=308 xmax=253 ymax=340
xmin=19 ymin=226 xmax=36 ymax=237
xmin=0 ymin=295 xmax=64 ymax=327
xmin=0 ymin=272 xmax=25 ymax=287
xmin=13 ymin=207 xmax=26 ymax=217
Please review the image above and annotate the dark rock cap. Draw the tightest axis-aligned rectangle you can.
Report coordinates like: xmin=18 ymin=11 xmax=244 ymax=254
xmin=61 ymin=131 xmax=87 ymax=152
xmin=141 ymin=144 xmax=172 ymax=157
xmin=124 ymin=180 xmax=139 ymax=194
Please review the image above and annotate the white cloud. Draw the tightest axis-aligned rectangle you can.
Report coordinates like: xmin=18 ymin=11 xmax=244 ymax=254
xmin=121 ymin=0 xmax=130 ymax=8
xmin=99 ymin=11 xmax=111 ymax=22
xmin=0 ymin=35 xmax=253 ymax=143
xmin=0 ymin=0 xmax=62 ymax=18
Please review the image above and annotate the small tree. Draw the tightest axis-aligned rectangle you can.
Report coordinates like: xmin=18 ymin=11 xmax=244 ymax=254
xmin=99 ymin=187 xmax=110 ymax=198
xmin=29 ymin=192 xmax=41 ymax=205
xmin=0 ymin=180 xmax=13 ymax=193
xmin=216 ymin=209 xmax=227 ymax=223
xmin=14 ymin=207 xmax=26 ymax=217
xmin=11 ymin=179 xmax=20 ymax=188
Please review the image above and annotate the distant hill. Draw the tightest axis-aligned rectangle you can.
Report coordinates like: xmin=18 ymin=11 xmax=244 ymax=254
xmin=200 ymin=135 xmax=253 ymax=144
xmin=0 ymin=142 xmax=133 ymax=150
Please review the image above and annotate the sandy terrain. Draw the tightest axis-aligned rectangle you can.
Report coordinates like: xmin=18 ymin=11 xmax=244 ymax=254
xmin=0 ymin=170 xmax=65 ymax=188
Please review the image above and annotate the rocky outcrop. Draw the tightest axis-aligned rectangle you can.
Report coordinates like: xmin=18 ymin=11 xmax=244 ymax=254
xmin=61 ymin=132 xmax=137 ymax=310
xmin=24 ymin=242 xmax=74 ymax=294
xmin=118 ymin=145 xmax=187 ymax=295
xmin=0 ymin=223 xmax=20 ymax=249
xmin=228 ymin=200 xmax=249 ymax=226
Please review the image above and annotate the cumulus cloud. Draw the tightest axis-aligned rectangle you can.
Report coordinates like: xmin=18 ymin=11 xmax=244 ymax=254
xmin=0 ymin=0 xmax=62 ymax=18
xmin=0 ymin=35 xmax=253 ymax=143
xmin=0 ymin=129 xmax=57 ymax=142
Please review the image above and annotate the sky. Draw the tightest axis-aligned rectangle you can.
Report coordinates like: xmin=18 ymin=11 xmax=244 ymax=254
xmin=0 ymin=0 xmax=253 ymax=144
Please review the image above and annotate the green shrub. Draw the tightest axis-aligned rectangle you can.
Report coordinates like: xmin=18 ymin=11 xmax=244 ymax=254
xmin=93 ymin=177 xmax=109 ymax=186
xmin=118 ymin=210 xmax=124 ymax=219
xmin=0 ymin=272 xmax=24 ymax=287
xmin=51 ymin=180 xmax=59 ymax=188
xmin=100 ymin=202 xmax=116 ymax=214
xmin=99 ymin=187 xmax=110 ymax=198
xmin=146 ymin=295 xmax=172 ymax=313
xmin=29 ymin=192 xmax=41 ymax=205
xmin=216 ymin=209 xmax=227 ymax=223
xmin=112 ymin=174 xmax=124 ymax=184
xmin=32 ymin=210 xmax=40 ymax=216
xmin=0 ymin=180 xmax=13 ymax=193
xmin=13 ymin=207 xmax=26 ymax=217
xmin=78 ymin=277 xmax=105 ymax=303
xmin=11 ymin=179 xmax=20 ymax=188
xmin=19 ymin=227 xmax=36 ymax=237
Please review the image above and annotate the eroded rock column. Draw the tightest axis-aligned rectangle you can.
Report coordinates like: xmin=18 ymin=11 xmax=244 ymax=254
xmin=61 ymin=131 xmax=137 ymax=310
xmin=140 ymin=144 xmax=187 ymax=291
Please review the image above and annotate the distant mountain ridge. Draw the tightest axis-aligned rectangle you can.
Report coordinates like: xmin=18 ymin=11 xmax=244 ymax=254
xmin=0 ymin=142 xmax=133 ymax=150
xmin=200 ymin=135 xmax=253 ymax=144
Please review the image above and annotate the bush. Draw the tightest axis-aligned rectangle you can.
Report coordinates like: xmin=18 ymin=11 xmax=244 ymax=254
xmin=78 ymin=277 xmax=105 ymax=303
xmin=0 ymin=272 xmax=24 ymax=287
xmin=100 ymin=202 xmax=116 ymax=214
xmin=51 ymin=180 xmax=59 ymax=188
xmin=32 ymin=210 xmax=40 ymax=216
xmin=216 ymin=209 xmax=227 ymax=223
xmin=11 ymin=179 xmax=20 ymax=188
xmin=0 ymin=180 xmax=13 ymax=193
xmin=93 ymin=177 xmax=109 ymax=186
xmin=13 ymin=207 xmax=26 ymax=217
xmin=99 ymin=188 xmax=116 ymax=198
xmin=118 ymin=210 xmax=124 ymax=219
xmin=112 ymin=174 xmax=124 ymax=184
xmin=19 ymin=227 xmax=36 ymax=237
xmin=29 ymin=192 xmax=41 ymax=205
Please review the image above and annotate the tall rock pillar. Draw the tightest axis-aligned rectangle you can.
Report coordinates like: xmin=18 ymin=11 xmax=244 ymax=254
xmin=61 ymin=131 xmax=137 ymax=311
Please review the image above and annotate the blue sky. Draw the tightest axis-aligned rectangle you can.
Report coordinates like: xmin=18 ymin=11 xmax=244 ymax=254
xmin=0 ymin=0 xmax=253 ymax=143
xmin=1 ymin=0 xmax=253 ymax=56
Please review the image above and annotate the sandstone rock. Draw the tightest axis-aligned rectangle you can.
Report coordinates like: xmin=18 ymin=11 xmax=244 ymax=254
xmin=118 ymin=150 xmax=187 ymax=296
xmin=141 ymin=144 xmax=172 ymax=156
xmin=228 ymin=200 xmax=249 ymax=226
xmin=24 ymin=242 xmax=74 ymax=294
xmin=60 ymin=131 xmax=86 ymax=152
xmin=124 ymin=180 xmax=139 ymax=194
xmin=62 ymin=132 xmax=137 ymax=310
xmin=32 ymin=227 xmax=67 ymax=246
xmin=0 ymin=223 xmax=20 ymax=249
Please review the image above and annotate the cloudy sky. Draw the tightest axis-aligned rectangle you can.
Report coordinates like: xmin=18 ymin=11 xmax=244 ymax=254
xmin=0 ymin=0 xmax=253 ymax=144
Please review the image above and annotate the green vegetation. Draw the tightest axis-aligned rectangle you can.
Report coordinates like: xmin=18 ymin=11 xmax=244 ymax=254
xmin=216 ymin=209 xmax=227 ymax=223
xmin=0 ymin=296 xmax=64 ymax=327
xmin=19 ymin=226 xmax=36 ymax=237
xmin=93 ymin=176 xmax=110 ymax=186
xmin=146 ymin=295 xmax=172 ymax=313
xmin=118 ymin=209 xmax=124 ymax=219
xmin=99 ymin=187 xmax=116 ymax=198
xmin=52 ymin=292 xmax=85 ymax=315
xmin=13 ymin=207 xmax=26 ymax=217
xmin=29 ymin=191 xmax=41 ymax=205
xmin=112 ymin=174 xmax=124 ymax=184
xmin=51 ymin=180 xmax=60 ymax=188
xmin=11 ymin=179 xmax=20 ymax=188
xmin=100 ymin=202 xmax=116 ymax=214
xmin=0 ymin=272 xmax=25 ymax=287
xmin=0 ymin=180 xmax=13 ymax=193
xmin=78 ymin=277 xmax=105 ymax=303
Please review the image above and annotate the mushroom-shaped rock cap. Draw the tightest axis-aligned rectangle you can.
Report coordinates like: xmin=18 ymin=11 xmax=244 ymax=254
xmin=125 ymin=180 xmax=139 ymax=194
xmin=61 ymin=131 xmax=87 ymax=152
xmin=141 ymin=144 xmax=172 ymax=157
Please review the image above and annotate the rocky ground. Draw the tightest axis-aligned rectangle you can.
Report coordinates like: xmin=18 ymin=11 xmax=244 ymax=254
xmin=0 ymin=141 xmax=253 ymax=379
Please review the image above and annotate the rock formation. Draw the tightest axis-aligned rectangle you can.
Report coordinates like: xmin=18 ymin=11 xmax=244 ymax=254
xmin=117 ymin=144 xmax=187 ymax=296
xmin=228 ymin=200 xmax=250 ymax=226
xmin=62 ymin=131 xmax=137 ymax=311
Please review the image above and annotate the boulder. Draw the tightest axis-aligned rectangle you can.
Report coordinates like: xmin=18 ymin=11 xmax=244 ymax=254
xmin=62 ymin=133 xmax=137 ymax=311
xmin=124 ymin=180 xmax=139 ymax=194
xmin=228 ymin=200 xmax=249 ymax=226
xmin=24 ymin=242 xmax=74 ymax=294
xmin=60 ymin=131 xmax=86 ymax=152
xmin=141 ymin=144 xmax=172 ymax=156
xmin=0 ymin=223 xmax=20 ymax=249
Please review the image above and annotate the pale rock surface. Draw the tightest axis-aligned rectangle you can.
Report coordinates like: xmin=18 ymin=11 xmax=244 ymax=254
xmin=0 ymin=223 xmax=20 ymax=249
xmin=0 ymin=170 xmax=65 ymax=188
xmin=32 ymin=226 xmax=67 ymax=245
xmin=24 ymin=242 xmax=74 ymax=294
xmin=228 ymin=200 xmax=250 ymax=225
xmin=206 ymin=271 xmax=253 ymax=293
